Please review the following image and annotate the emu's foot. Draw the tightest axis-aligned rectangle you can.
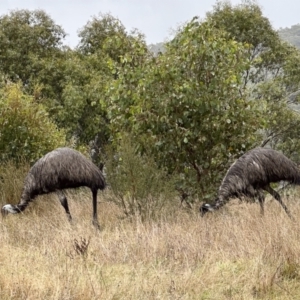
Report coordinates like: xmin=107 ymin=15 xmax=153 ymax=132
xmin=92 ymin=219 xmax=101 ymax=231
xmin=287 ymin=212 xmax=294 ymax=221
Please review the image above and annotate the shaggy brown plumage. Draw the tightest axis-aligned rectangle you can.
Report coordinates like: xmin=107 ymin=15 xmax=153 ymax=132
xmin=200 ymin=147 xmax=300 ymax=218
xmin=1 ymin=147 xmax=106 ymax=229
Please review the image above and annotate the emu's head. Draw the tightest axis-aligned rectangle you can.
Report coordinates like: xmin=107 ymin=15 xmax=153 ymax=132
xmin=199 ymin=203 xmax=215 ymax=216
xmin=1 ymin=204 xmax=20 ymax=217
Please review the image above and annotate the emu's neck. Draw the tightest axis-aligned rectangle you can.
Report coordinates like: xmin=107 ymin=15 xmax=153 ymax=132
xmin=212 ymin=196 xmax=227 ymax=210
xmin=15 ymin=203 xmax=28 ymax=212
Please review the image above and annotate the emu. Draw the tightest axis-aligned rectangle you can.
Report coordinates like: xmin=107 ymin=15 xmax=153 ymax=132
xmin=200 ymin=147 xmax=300 ymax=218
xmin=1 ymin=147 xmax=106 ymax=229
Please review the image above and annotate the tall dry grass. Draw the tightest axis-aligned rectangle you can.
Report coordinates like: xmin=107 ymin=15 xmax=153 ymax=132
xmin=0 ymin=189 xmax=300 ymax=299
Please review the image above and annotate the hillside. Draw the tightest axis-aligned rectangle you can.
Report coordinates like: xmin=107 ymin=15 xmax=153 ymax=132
xmin=278 ymin=24 xmax=300 ymax=49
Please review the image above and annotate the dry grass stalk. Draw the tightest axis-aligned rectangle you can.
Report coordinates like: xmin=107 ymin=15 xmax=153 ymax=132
xmin=0 ymin=190 xmax=300 ymax=299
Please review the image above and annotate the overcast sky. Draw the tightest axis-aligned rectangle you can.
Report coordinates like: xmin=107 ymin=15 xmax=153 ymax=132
xmin=0 ymin=0 xmax=299 ymax=48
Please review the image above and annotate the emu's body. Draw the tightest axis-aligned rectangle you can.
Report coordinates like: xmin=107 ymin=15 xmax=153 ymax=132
xmin=200 ymin=147 xmax=300 ymax=217
xmin=1 ymin=147 xmax=106 ymax=228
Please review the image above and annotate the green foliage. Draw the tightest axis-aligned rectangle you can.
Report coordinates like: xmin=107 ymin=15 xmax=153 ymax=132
xmin=207 ymin=1 xmax=300 ymax=158
xmin=105 ymin=135 xmax=177 ymax=222
xmin=108 ymin=18 xmax=262 ymax=198
xmin=255 ymin=78 xmax=300 ymax=159
xmin=37 ymin=14 xmax=150 ymax=148
xmin=206 ymin=0 xmax=281 ymax=85
xmin=77 ymin=13 xmax=126 ymax=55
xmin=1 ymin=4 xmax=300 ymax=205
xmin=44 ymin=50 xmax=111 ymax=146
xmin=0 ymin=83 xmax=66 ymax=163
xmin=77 ymin=13 xmax=148 ymax=63
xmin=0 ymin=9 xmax=66 ymax=84
xmin=207 ymin=1 xmax=277 ymax=47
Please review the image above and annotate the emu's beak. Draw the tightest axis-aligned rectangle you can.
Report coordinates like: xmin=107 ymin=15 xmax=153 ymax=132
xmin=1 ymin=206 xmax=9 ymax=217
xmin=200 ymin=203 xmax=214 ymax=216
xmin=1 ymin=204 xmax=19 ymax=216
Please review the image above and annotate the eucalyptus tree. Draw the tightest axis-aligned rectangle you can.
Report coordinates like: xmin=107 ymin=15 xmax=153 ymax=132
xmin=206 ymin=1 xmax=300 ymax=156
xmin=55 ymin=14 xmax=150 ymax=157
xmin=108 ymin=19 xmax=262 ymax=199
xmin=0 ymin=9 xmax=66 ymax=85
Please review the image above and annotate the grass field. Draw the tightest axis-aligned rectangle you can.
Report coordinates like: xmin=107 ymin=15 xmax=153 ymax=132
xmin=1 ymin=189 xmax=300 ymax=299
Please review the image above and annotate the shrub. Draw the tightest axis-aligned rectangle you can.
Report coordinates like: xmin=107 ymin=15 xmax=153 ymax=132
xmin=105 ymin=135 xmax=177 ymax=222
xmin=0 ymin=83 xmax=66 ymax=163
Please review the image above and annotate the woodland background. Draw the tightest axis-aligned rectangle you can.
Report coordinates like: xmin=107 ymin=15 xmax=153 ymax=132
xmin=1 ymin=0 xmax=300 ymax=203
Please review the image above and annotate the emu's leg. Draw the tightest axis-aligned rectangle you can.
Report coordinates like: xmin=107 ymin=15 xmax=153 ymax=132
xmin=56 ymin=190 xmax=72 ymax=221
xmin=263 ymin=185 xmax=292 ymax=218
xmin=257 ymin=190 xmax=265 ymax=216
xmin=92 ymin=189 xmax=100 ymax=230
